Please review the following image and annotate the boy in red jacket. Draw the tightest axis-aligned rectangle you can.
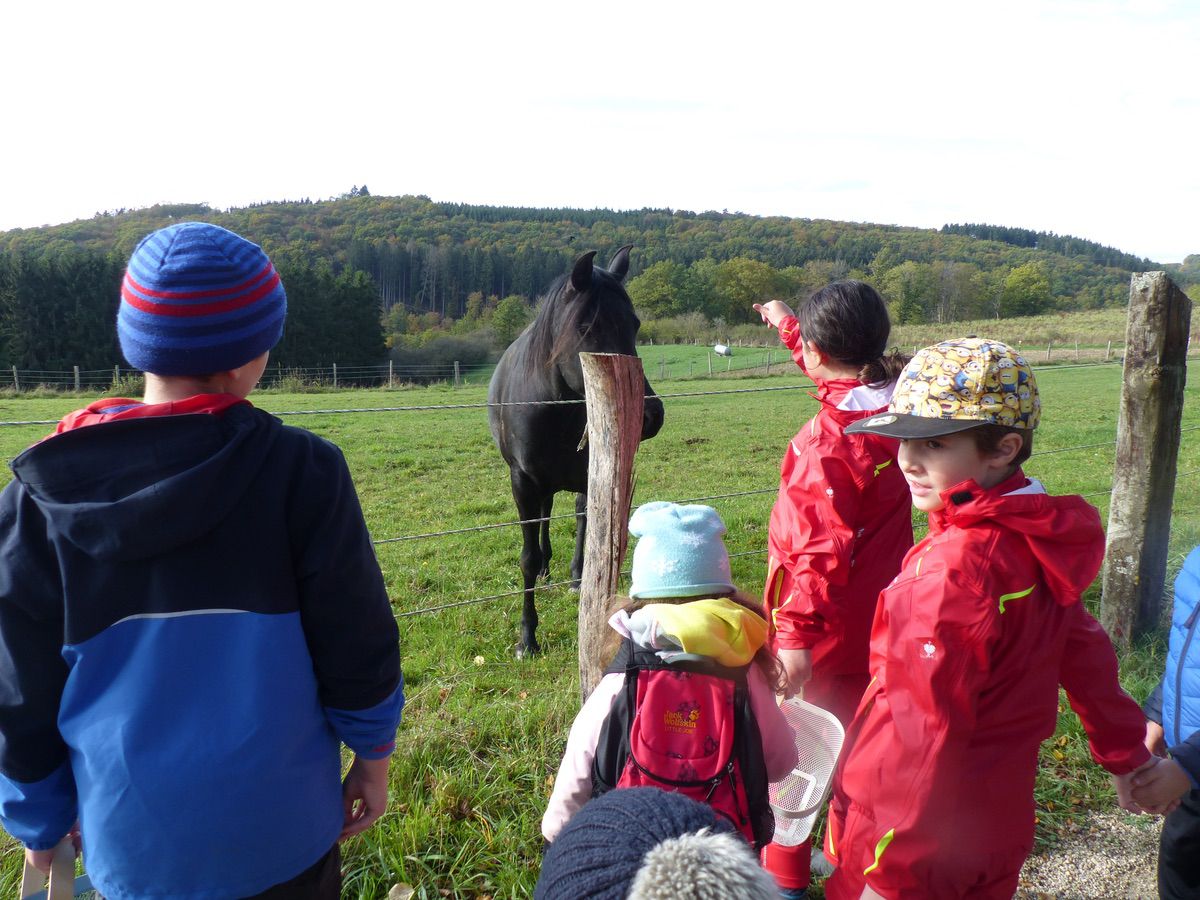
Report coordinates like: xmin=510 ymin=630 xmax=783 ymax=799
xmin=824 ymin=337 xmax=1163 ymax=900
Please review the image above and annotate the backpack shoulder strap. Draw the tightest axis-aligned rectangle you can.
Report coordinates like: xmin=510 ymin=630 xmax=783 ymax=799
xmin=730 ymin=666 xmax=773 ymax=848
xmin=592 ymin=638 xmax=641 ymax=795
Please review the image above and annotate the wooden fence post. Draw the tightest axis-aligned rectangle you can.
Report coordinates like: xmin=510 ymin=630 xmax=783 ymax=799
xmin=11 ymin=366 xmax=18 ymax=392
xmin=1101 ymin=272 xmax=1192 ymax=646
xmin=578 ymin=352 xmax=645 ymax=699
xmin=73 ymin=366 xmax=80 ymax=391
xmin=454 ymin=360 xmax=461 ymax=388
xmin=332 ymin=363 xmax=338 ymax=388
xmin=388 ymin=359 xmax=394 ymax=388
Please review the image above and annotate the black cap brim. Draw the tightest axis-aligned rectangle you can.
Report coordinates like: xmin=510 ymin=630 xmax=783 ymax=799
xmin=845 ymin=413 xmax=987 ymax=439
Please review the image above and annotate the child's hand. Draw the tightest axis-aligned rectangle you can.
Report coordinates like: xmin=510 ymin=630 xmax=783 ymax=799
xmin=340 ymin=755 xmax=391 ymax=840
xmin=753 ymin=300 xmax=795 ymax=330
xmin=1112 ymin=766 xmax=1146 ymax=814
xmin=1131 ymin=756 xmax=1192 ymax=814
xmin=1145 ymin=719 xmax=1167 ymax=757
xmin=776 ymin=647 xmax=812 ymax=698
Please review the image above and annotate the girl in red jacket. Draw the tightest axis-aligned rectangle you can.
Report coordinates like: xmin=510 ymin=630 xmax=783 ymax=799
xmin=754 ymin=282 xmax=914 ymax=898
xmin=828 ymin=338 xmax=1161 ymax=899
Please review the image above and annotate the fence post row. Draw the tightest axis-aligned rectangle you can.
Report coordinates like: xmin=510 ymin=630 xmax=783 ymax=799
xmin=577 ymin=352 xmax=646 ymax=700
xmin=1101 ymin=272 xmax=1192 ymax=646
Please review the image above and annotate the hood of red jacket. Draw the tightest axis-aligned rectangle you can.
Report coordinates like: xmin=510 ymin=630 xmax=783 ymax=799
xmin=930 ymin=471 xmax=1105 ymax=607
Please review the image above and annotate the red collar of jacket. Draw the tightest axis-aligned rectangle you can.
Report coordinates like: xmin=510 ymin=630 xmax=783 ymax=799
xmin=55 ymin=394 xmax=250 ymax=434
xmin=926 ymin=470 xmax=1104 ymax=606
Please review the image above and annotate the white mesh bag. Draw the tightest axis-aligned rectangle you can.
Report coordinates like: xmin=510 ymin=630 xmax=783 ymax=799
xmin=768 ymin=697 xmax=846 ymax=846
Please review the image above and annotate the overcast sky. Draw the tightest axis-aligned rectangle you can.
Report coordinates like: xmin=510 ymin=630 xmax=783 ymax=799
xmin=2 ymin=0 xmax=1195 ymax=262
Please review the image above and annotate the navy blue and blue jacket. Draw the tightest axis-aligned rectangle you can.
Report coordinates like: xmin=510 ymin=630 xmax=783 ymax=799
xmin=1145 ymin=545 xmax=1200 ymax=789
xmin=0 ymin=401 xmax=403 ymax=899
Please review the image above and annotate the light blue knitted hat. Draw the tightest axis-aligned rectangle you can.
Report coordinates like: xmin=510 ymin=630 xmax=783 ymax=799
xmin=628 ymin=502 xmax=735 ymax=600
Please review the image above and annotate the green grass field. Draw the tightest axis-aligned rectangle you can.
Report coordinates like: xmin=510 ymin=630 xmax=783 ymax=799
xmin=1 ymin=358 xmax=1197 ymax=898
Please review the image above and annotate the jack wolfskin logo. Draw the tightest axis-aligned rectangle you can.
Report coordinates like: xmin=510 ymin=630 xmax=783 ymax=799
xmin=665 ymin=700 xmax=701 ymax=733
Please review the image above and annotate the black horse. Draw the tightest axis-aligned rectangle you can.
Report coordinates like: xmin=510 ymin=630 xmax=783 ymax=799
xmin=488 ymin=246 xmax=665 ymax=656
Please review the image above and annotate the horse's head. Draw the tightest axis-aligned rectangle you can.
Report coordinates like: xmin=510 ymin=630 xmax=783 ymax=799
xmin=533 ymin=246 xmax=663 ymax=440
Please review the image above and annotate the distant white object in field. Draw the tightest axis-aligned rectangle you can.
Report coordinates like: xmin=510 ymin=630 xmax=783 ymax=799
xmin=713 ymin=344 xmax=732 ymax=357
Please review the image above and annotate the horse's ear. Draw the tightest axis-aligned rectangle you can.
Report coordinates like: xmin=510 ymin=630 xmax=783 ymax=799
xmin=607 ymin=245 xmax=633 ymax=283
xmin=571 ymin=251 xmax=598 ymax=293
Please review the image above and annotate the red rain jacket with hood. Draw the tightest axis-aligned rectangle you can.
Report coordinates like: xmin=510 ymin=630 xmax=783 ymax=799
xmin=764 ymin=316 xmax=913 ymax=680
xmin=824 ymin=472 xmax=1151 ymax=900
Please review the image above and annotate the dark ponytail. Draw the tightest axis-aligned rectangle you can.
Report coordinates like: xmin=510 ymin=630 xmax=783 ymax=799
xmin=796 ymin=280 xmax=911 ymax=386
xmin=858 ymin=348 xmax=912 ymax=385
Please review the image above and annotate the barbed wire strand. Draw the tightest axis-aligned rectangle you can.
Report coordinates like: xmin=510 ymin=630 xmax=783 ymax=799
xmin=0 ymin=384 xmax=819 ymax=428
xmin=373 ymin=488 xmax=779 ymax=545
xmin=388 ymin=461 xmax=1200 ymax=617
xmin=371 ymin=431 xmax=1200 ymax=545
xmin=394 ymin=547 xmax=771 ymax=619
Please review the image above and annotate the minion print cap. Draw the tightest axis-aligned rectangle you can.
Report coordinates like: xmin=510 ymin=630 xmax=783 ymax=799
xmin=845 ymin=337 xmax=1040 ymax=439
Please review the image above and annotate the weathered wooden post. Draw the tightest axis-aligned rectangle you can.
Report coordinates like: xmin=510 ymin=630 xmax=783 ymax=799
xmin=578 ymin=352 xmax=645 ymax=699
xmin=11 ymin=366 xmax=18 ymax=392
xmin=454 ymin=360 xmax=461 ymax=388
xmin=1101 ymin=272 xmax=1192 ymax=646
xmin=388 ymin=359 xmax=394 ymax=388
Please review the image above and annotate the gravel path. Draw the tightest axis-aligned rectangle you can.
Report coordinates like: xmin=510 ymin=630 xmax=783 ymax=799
xmin=1016 ymin=811 xmax=1161 ymax=899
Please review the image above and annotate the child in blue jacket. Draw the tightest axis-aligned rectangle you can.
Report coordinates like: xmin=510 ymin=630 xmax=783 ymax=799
xmin=1134 ymin=545 xmax=1200 ymax=900
xmin=0 ymin=222 xmax=404 ymax=899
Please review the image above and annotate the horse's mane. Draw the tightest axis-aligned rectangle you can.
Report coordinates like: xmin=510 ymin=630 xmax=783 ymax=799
xmin=521 ymin=272 xmax=602 ymax=378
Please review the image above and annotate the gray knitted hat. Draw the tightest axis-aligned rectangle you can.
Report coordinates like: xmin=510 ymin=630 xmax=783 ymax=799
xmin=534 ymin=788 xmax=778 ymax=900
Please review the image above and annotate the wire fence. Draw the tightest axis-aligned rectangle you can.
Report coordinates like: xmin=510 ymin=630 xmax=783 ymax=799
xmin=0 ymin=362 xmax=1195 ymax=621
xmin=0 ymin=341 xmax=1157 ymax=393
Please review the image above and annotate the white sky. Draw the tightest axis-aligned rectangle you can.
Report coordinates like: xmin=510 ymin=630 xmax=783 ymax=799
xmin=2 ymin=0 xmax=1196 ymax=262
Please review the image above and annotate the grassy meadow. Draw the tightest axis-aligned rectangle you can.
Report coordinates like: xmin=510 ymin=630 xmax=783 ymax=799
xmin=2 ymin=348 xmax=1199 ymax=897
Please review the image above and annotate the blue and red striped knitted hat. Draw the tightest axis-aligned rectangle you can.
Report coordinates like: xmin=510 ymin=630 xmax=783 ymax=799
xmin=117 ymin=222 xmax=287 ymax=375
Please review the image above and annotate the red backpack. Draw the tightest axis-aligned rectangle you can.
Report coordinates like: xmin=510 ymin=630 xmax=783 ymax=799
xmin=591 ymin=638 xmax=774 ymax=848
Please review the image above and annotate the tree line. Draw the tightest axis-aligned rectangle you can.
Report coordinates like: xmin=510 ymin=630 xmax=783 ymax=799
xmin=0 ymin=245 xmax=383 ymax=371
xmin=0 ymin=194 xmax=1194 ymax=372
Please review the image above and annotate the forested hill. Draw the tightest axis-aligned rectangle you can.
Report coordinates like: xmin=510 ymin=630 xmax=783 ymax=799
xmin=940 ymin=223 xmax=1155 ymax=271
xmin=1 ymin=194 xmax=1195 ymax=371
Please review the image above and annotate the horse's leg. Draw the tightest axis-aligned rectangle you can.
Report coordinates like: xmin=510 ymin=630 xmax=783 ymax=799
xmin=510 ymin=470 xmax=544 ymax=658
xmin=538 ymin=494 xmax=553 ymax=581
xmin=570 ymin=491 xmax=587 ymax=590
